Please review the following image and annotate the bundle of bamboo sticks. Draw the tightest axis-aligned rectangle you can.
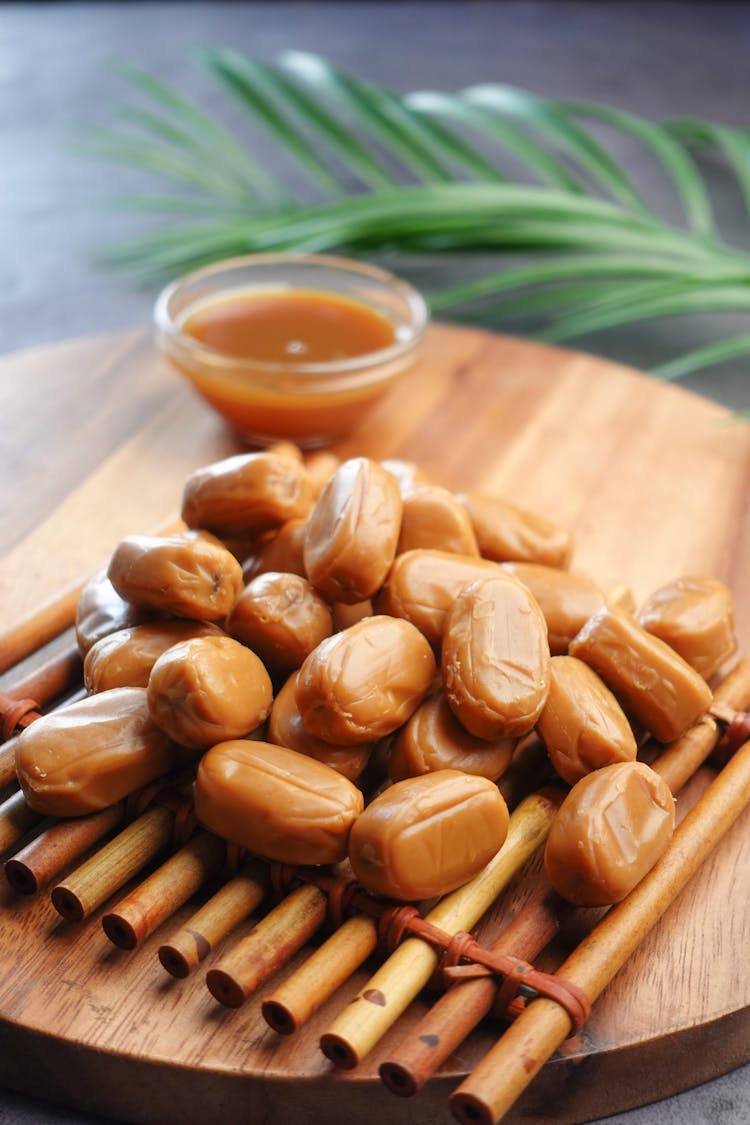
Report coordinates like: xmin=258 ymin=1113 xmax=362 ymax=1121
xmin=1 ymin=581 xmax=750 ymax=1125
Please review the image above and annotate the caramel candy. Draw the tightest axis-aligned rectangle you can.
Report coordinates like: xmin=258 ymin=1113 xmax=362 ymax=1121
xmin=544 ymin=762 xmax=675 ymax=906
xmin=227 ymin=572 xmax=333 ymax=676
xmin=268 ymin=673 xmax=372 ymax=781
xmin=536 ymin=656 xmax=637 ymax=786
xmin=349 ymin=770 xmax=509 ymax=901
xmin=296 ymin=615 xmax=436 ymax=745
xmin=147 ymin=635 xmax=272 ymax=750
xmin=75 ymin=568 xmax=151 ymax=656
xmin=245 ymin=518 xmax=308 ymax=580
xmin=84 ymin=621 xmax=223 ymax=693
xmin=569 ymin=606 xmax=712 ymax=742
xmin=501 ymin=562 xmax=606 ymax=655
xmin=181 ymin=451 xmax=314 ymax=536
xmin=15 ymin=688 xmax=176 ymax=817
xmin=304 ymin=457 xmax=403 ymax=603
xmin=397 ymin=485 xmax=480 ymax=557
xmin=108 ymin=533 xmax=243 ymax=621
xmin=459 ymin=492 xmax=572 ymax=568
xmin=638 ymin=575 xmax=736 ymax=680
xmin=376 ymin=550 xmax=503 ymax=646
xmin=442 ymin=575 xmax=550 ymax=740
xmin=195 ymin=740 xmax=364 ymax=865
xmin=388 ymin=693 xmax=515 ymax=783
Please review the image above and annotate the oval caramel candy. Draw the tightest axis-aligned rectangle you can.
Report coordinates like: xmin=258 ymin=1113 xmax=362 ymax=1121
xmin=108 ymin=533 xmax=243 ymax=621
xmin=296 ymin=615 xmax=436 ymax=745
xmin=349 ymin=770 xmax=509 ymax=901
xmin=227 ymin=571 xmax=333 ymax=676
xmin=195 ymin=740 xmax=364 ymax=865
xmin=458 ymin=492 xmax=572 ymax=568
xmin=181 ymin=451 xmax=313 ymax=536
xmin=544 ymin=761 xmax=675 ymax=906
xmin=442 ymin=574 xmax=550 ymax=740
xmin=638 ymin=575 xmax=736 ymax=681
xmin=147 ymin=635 xmax=272 ymax=751
xmin=84 ymin=620 xmax=223 ymax=693
xmin=15 ymin=687 xmax=177 ymax=817
xmin=569 ymin=606 xmax=712 ymax=742
xmin=303 ymin=457 xmax=403 ymax=604
xmin=536 ymin=656 xmax=637 ymax=786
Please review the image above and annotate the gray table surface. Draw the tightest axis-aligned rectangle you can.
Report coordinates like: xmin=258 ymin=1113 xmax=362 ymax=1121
xmin=1 ymin=3 xmax=749 ymax=1123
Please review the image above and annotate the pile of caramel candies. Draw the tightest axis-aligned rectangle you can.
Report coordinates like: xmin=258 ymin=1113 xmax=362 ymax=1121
xmin=15 ymin=444 xmax=737 ymax=908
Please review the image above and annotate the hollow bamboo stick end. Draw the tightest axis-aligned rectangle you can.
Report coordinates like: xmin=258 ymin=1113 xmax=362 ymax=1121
xmin=5 ymin=857 xmax=41 ymax=896
xmin=378 ymin=1060 xmax=419 ymax=1099
xmin=51 ymin=884 xmax=86 ymax=922
xmin=320 ymin=1032 xmax=360 ymax=1071
xmin=206 ymin=968 xmax=247 ymax=1009
xmin=261 ymin=999 xmax=300 ymax=1037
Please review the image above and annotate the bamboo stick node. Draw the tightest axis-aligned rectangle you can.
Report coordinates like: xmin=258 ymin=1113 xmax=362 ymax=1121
xmin=0 ymin=692 xmax=41 ymax=743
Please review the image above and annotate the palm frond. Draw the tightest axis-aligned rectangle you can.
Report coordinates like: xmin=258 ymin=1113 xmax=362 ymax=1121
xmin=89 ymin=50 xmax=750 ymax=390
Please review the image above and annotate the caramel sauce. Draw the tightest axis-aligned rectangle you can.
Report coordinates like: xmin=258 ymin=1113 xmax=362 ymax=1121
xmin=182 ymin=288 xmax=396 ymax=363
xmin=170 ymin=286 xmax=410 ymax=446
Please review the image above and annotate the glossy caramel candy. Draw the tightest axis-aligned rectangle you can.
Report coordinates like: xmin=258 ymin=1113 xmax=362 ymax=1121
xmin=245 ymin=517 xmax=308 ymax=580
xmin=442 ymin=574 xmax=551 ymax=740
xmin=459 ymin=492 xmax=573 ymax=568
xmin=544 ymin=761 xmax=675 ymax=906
xmin=268 ymin=673 xmax=372 ymax=781
xmin=569 ymin=606 xmax=713 ymax=742
xmin=396 ymin=485 xmax=480 ymax=557
xmin=536 ymin=656 xmax=637 ymax=785
xmin=147 ymin=634 xmax=272 ymax=751
xmin=349 ymin=770 xmax=509 ymax=900
xmin=84 ymin=620 xmax=223 ymax=693
xmin=296 ymin=615 xmax=436 ymax=745
xmin=195 ymin=740 xmax=364 ymax=865
xmin=181 ymin=451 xmax=314 ymax=537
xmin=501 ymin=562 xmax=606 ymax=655
xmin=304 ymin=457 xmax=403 ymax=603
xmin=227 ymin=571 xmax=332 ymax=676
xmin=376 ymin=549 xmax=503 ymax=647
xmin=638 ymin=575 xmax=736 ymax=680
xmin=388 ymin=692 xmax=515 ymax=783
xmin=15 ymin=688 xmax=176 ymax=817
xmin=108 ymin=533 xmax=243 ymax=621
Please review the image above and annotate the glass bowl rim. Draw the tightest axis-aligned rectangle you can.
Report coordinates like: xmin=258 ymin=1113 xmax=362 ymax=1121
xmin=154 ymin=252 xmax=430 ymax=379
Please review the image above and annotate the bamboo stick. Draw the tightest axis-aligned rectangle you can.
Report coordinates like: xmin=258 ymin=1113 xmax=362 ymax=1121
xmin=379 ymin=657 xmax=750 ymax=1096
xmin=263 ymin=914 xmax=380 ymax=1035
xmin=158 ymin=862 xmax=268 ymax=979
xmin=0 ymin=585 xmax=82 ymax=676
xmin=0 ymin=738 xmax=19 ymax=790
xmin=206 ymin=884 xmax=328 ymax=1009
xmin=102 ymin=830 xmax=227 ymax=950
xmin=450 ymin=735 xmax=750 ymax=1125
xmin=0 ymin=790 xmax=43 ymax=855
xmin=5 ymin=644 xmax=83 ymax=712
xmin=319 ymin=788 xmax=563 ymax=1069
xmin=4 ymin=804 xmax=123 ymax=895
xmin=379 ymin=888 xmax=568 ymax=1098
xmin=51 ymin=804 xmax=175 ymax=921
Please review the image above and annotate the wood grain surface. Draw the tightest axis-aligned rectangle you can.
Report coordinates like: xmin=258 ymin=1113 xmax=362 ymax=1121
xmin=0 ymin=323 xmax=749 ymax=1125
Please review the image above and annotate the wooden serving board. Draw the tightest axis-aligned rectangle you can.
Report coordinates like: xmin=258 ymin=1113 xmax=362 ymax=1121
xmin=0 ymin=323 xmax=749 ymax=1125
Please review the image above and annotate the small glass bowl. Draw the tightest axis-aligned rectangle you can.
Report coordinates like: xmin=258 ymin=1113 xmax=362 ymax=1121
xmin=154 ymin=253 xmax=429 ymax=448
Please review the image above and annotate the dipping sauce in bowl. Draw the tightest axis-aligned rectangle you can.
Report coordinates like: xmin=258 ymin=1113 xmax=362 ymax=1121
xmin=155 ymin=254 xmax=428 ymax=447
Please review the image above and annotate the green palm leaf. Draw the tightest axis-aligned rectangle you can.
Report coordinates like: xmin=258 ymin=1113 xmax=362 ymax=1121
xmin=91 ymin=50 xmax=750 ymax=389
